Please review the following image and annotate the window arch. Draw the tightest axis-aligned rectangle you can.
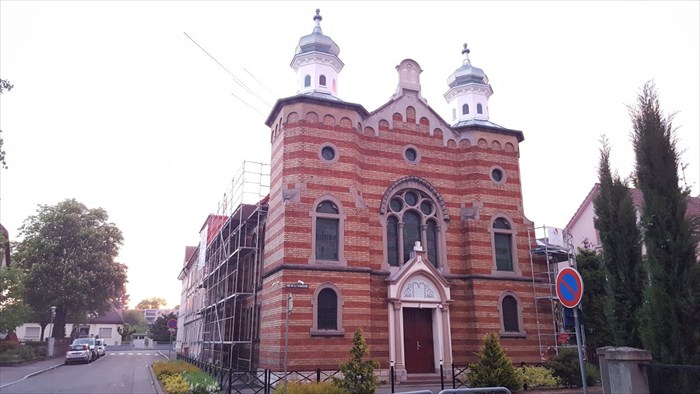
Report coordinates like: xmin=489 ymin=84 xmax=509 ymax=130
xmin=311 ymin=284 xmax=344 ymax=336
xmin=477 ymin=103 xmax=483 ymax=114
xmin=304 ymin=75 xmax=311 ymax=87
xmin=462 ymin=104 xmax=469 ymax=115
xmin=385 ymin=189 xmax=441 ymax=267
xmin=309 ymin=196 xmax=346 ymax=265
xmin=499 ymin=292 xmax=526 ymax=337
xmin=319 ymin=75 xmax=326 ymax=86
xmin=491 ymin=216 xmax=519 ymax=274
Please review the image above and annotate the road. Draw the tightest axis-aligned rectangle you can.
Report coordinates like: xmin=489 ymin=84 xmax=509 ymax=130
xmin=0 ymin=350 xmax=165 ymax=394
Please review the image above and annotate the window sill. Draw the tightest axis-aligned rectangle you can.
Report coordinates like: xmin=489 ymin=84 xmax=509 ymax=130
xmin=499 ymin=331 xmax=527 ymax=339
xmin=310 ymin=329 xmax=345 ymax=337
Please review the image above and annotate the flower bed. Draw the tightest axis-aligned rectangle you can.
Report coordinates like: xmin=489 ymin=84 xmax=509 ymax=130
xmin=152 ymin=360 xmax=219 ymax=394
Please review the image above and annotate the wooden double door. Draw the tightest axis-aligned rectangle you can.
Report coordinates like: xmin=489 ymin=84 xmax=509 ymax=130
xmin=403 ymin=308 xmax=435 ymax=373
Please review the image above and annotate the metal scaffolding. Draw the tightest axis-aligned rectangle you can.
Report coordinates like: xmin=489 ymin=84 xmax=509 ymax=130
xmin=198 ymin=161 xmax=270 ymax=371
xmin=528 ymin=225 xmax=576 ymax=360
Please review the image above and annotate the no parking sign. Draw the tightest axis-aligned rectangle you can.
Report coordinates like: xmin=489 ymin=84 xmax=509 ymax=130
xmin=556 ymin=267 xmax=584 ymax=309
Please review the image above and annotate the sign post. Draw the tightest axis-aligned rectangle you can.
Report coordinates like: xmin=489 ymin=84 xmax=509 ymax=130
xmin=167 ymin=319 xmax=177 ymax=359
xmin=555 ymin=267 xmax=587 ymax=394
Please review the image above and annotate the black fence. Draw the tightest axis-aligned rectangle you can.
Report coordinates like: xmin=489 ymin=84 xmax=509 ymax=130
xmin=642 ymin=363 xmax=700 ymax=394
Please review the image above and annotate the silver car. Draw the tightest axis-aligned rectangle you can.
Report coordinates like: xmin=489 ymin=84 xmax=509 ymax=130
xmin=65 ymin=343 xmax=91 ymax=364
xmin=94 ymin=338 xmax=106 ymax=357
xmin=70 ymin=338 xmax=97 ymax=362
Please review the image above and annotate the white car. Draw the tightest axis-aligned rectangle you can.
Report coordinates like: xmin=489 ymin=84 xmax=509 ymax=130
xmin=95 ymin=338 xmax=106 ymax=357
xmin=65 ymin=343 xmax=91 ymax=364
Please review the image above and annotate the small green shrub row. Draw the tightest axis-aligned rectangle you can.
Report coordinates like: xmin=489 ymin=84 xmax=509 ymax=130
xmin=274 ymin=381 xmax=348 ymax=394
xmin=516 ymin=365 xmax=559 ymax=389
xmin=153 ymin=360 xmax=219 ymax=394
xmin=0 ymin=343 xmax=47 ymax=362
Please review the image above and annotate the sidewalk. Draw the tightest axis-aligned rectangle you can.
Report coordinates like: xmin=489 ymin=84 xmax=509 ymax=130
xmin=0 ymin=357 xmax=64 ymax=389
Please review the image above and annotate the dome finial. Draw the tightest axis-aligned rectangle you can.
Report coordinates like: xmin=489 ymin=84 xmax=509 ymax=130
xmin=313 ymin=9 xmax=323 ymax=33
xmin=462 ymin=43 xmax=471 ymax=65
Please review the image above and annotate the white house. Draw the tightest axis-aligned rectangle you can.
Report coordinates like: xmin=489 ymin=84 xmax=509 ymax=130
xmin=15 ymin=307 xmax=125 ymax=346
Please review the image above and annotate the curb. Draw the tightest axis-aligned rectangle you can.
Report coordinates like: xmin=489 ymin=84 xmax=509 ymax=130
xmin=0 ymin=362 xmax=64 ymax=389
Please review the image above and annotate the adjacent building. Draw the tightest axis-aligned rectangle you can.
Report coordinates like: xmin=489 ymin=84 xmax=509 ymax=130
xmin=177 ymin=10 xmax=558 ymax=379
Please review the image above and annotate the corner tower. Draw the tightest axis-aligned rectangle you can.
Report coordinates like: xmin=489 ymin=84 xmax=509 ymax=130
xmin=444 ymin=44 xmax=493 ymax=125
xmin=290 ymin=9 xmax=344 ymax=98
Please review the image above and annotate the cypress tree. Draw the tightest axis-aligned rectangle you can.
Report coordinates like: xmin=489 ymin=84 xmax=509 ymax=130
xmin=632 ymin=82 xmax=700 ymax=364
xmin=467 ymin=332 xmax=522 ymax=391
xmin=592 ymin=138 xmax=645 ymax=347
xmin=576 ymin=248 xmax=613 ymax=351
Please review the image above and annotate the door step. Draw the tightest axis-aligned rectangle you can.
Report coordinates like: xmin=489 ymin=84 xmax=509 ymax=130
xmin=404 ymin=373 xmax=443 ymax=384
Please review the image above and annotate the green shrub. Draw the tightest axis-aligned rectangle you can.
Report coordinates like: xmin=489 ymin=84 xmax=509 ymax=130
xmin=516 ymin=365 xmax=559 ymax=389
xmin=331 ymin=328 xmax=379 ymax=394
xmin=0 ymin=341 xmax=19 ymax=353
xmin=274 ymin=381 xmax=348 ymax=394
xmin=182 ymin=370 xmax=219 ymax=394
xmin=545 ymin=349 xmax=597 ymax=388
xmin=0 ymin=351 xmax=22 ymax=362
xmin=162 ymin=373 xmax=189 ymax=394
xmin=152 ymin=360 xmax=201 ymax=379
xmin=17 ymin=345 xmax=36 ymax=360
xmin=467 ymin=332 xmax=522 ymax=391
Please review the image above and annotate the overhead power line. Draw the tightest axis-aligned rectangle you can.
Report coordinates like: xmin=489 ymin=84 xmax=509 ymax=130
xmin=184 ymin=32 xmax=273 ymax=113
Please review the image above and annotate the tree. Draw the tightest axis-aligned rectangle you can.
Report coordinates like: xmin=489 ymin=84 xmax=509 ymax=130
xmin=576 ymin=247 xmax=613 ymax=353
xmin=13 ymin=199 xmax=128 ymax=338
xmin=122 ymin=309 xmax=149 ymax=333
xmin=332 ymin=328 xmax=379 ymax=394
xmin=467 ymin=332 xmax=522 ymax=391
xmin=149 ymin=312 xmax=177 ymax=342
xmin=117 ymin=323 xmax=137 ymax=343
xmin=592 ymin=137 xmax=645 ymax=347
xmin=0 ymin=78 xmax=13 ymax=169
xmin=632 ymin=82 xmax=700 ymax=364
xmin=0 ymin=265 xmax=33 ymax=333
xmin=135 ymin=297 xmax=167 ymax=310
xmin=113 ymin=289 xmax=130 ymax=310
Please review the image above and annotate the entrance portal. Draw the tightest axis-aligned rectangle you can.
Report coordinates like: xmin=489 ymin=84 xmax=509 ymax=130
xmin=403 ymin=308 xmax=434 ymax=373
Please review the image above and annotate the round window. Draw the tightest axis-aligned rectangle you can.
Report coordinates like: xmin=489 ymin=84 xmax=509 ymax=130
xmin=405 ymin=147 xmax=417 ymax=162
xmin=404 ymin=191 xmax=418 ymax=206
xmin=321 ymin=146 xmax=336 ymax=161
xmin=492 ymin=168 xmax=504 ymax=182
xmin=420 ymin=201 xmax=433 ymax=215
xmin=390 ymin=198 xmax=403 ymax=212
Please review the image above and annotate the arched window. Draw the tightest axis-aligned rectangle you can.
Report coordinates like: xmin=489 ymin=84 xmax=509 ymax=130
xmin=310 ymin=196 xmax=346 ymax=265
xmin=499 ymin=292 xmax=525 ymax=337
xmin=315 ymin=201 xmax=338 ymax=260
xmin=319 ymin=75 xmax=326 ymax=86
xmin=311 ymin=284 xmax=344 ymax=336
xmin=317 ymin=288 xmax=338 ymax=330
xmin=462 ymin=104 xmax=469 ymax=115
xmin=304 ymin=75 xmax=311 ymax=87
xmin=492 ymin=217 xmax=515 ymax=272
xmin=477 ymin=103 xmax=483 ymax=114
xmin=386 ymin=189 xmax=440 ymax=267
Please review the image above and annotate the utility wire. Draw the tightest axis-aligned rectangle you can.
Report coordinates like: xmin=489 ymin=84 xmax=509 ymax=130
xmin=231 ymin=92 xmax=267 ymax=118
xmin=243 ymin=67 xmax=280 ymax=102
xmin=184 ymin=32 xmax=273 ymax=112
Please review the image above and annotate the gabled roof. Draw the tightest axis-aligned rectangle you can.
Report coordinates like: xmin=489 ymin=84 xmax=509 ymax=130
xmin=88 ymin=307 xmax=124 ymax=325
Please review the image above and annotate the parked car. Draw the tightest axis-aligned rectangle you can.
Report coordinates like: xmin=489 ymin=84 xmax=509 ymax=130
xmin=65 ymin=343 xmax=91 ymax=364
xmin=95 ymin=338 xmax=106 ymax=357
xmin=70 ymin=337 xmax=97 ymax=362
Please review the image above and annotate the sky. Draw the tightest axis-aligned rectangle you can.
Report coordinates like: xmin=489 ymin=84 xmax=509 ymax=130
xmin=1 ymin=1 xmax=698 ymax=310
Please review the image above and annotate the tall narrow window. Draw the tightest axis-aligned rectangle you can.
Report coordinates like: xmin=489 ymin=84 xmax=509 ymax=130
xmin=304 ymin=75 xmax=311 ymax=87
xmin=502 ymin=295 xmax=519 ymax=332
xmin=462 ymin=104 xmax=469 ymax=115
xmin=387 ymin=216 xmax=399 ymax=266
xmin=427 ymin=219 xmax=438 ymax=267
xmin=315 ymin=201 xmax=339 ymax=260
xmin=477 ymin=103 xmax=483 ymax=114
xmin=317 ymin=288 xmax=338 ymax=330
xmin=319 ymin=75 xmax=326 ymax=86
xmin=402 ymin=210 xmax=421 ymax=263
xmin=493 ymin=218 xmax=514 ymax=271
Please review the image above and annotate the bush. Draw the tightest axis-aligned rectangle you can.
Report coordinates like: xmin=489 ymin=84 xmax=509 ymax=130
xmin=162 ymin=373 xmax=189 ymax=394
xmin=467 ymin=332 xmax=522 ymax=391
xmin=181 ymin=370 xmax=219 ymax=394
xmin=516 ymin=365 xmax=559 ymax=389
xmin=332 ymin=328 xmax=379 ymax=394
xmin=545 ymin=349 xmax=597 ymax=388
xmin=275 ymin=381 xmax=348 ymax=394
xmin=152 ymin=360 xmax=201 ymax=379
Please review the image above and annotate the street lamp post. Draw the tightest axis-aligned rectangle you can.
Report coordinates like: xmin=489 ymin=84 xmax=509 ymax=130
xmin=283 ymin=293 xmax=293 ymax=394
xmin=48 ymin=306 xmax=56 ymax=357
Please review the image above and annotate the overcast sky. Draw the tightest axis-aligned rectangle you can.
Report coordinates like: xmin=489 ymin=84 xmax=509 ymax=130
xmin=1 ymin=1 xmax=698 ymax=309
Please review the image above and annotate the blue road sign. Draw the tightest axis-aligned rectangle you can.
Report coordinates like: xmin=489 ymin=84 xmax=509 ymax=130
xmin=556 ymin=267 xmax=584 ymax=309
